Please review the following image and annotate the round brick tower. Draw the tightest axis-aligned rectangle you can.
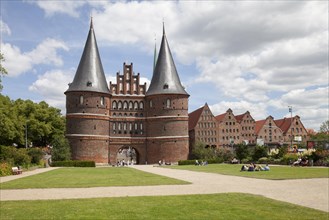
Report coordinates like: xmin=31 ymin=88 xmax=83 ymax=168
xmin=64 ymin=20 xmax=110 ymax=164
xmin=145 ymin=25 xmax=189 ymax=164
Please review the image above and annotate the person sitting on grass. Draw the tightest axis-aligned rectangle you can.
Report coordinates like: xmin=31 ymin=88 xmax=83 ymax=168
xmin=300 ymin=158 xmax=308 ymax=166
xmin=292 ymin=158 xmax=302 ymax=166
xmin=264 ymin=164 xmax=270 ymax=171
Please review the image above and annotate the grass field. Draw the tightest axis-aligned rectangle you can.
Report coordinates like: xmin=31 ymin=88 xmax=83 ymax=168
xmin=170 ymin=164 xmax=329 ymax=180
xmin=0 ymin=167 xmax=189 ymax=189
xmin=1 ymin=193 xmax=327 ymax=220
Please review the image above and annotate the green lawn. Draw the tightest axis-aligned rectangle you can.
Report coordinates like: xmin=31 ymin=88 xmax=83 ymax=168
xmin=170 ymin=164 xmax=329 ymax=180
xmin=0 ymin=167 xmax=189 ymax=189
xmin=1 ymin=193 xmax=327 ymax=220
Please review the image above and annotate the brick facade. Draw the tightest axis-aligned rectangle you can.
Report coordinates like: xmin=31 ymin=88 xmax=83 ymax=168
xmin=189 ymin=104 xmax=309 ymax=150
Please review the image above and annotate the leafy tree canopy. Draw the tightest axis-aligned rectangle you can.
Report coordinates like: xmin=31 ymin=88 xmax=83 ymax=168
xmin=0 ymin=53 xmax=8 ymax=92
xmin=0 ymin=94 xmax=65 ymax=147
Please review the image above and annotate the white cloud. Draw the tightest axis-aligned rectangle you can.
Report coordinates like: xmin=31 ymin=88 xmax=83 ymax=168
xmin=0 ymin=20 xmax=11 ymax=35
xmin=1 ymin=38 xmax=68 ymax=77
xmin=29 ymin=1 xmax=86 ymax=18
xmin=29 ymin=69 xmax=75 ymax=112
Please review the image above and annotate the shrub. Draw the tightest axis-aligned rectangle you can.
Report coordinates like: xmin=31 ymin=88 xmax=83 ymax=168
xmin=0 ymin=162 xmax=12 ymax=176
xmin=282 ymin=153 xmax=299 ymax=165
xmin=258 ymin=157 xmax=268 ymax=164
xmin=28 ymin=148 xmax=43 ymax=164
xmin=178 ymin=160 xmax=197 ymax=165
xmin=51 ymin=160 xmax=95 ymax=167
xmin=241 ymin=157 xmax=252 ymax=164
xmin=252 ymin=146 xmax=268 ymax=161
xmin=234 ymin=144 xmax=250 ymax=161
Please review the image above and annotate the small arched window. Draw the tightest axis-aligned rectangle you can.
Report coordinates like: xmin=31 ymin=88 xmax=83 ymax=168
xmin=79 ymin=95 xmax=84 ymax=105
xmin=129 ymin=101 xmax=133 ymax=110
xmin=118 ymin=101 xmax=122 ymax=109
xmin=139 ymin=101 xmax=144 ymax=110
xmin=149 ymin=100 xmax=153 ymax=108
xmin=123 ymin=101 xmax=128 ymax=110
xmin=166 ymin=99 xmax=171 ymax=108
xmin=112 ymin=101 xmax=117 ymax=109
xmin=134 ymin=101 xmax=138 ymax=110
xmin=100 ymin=97 xmax=104 ymax=106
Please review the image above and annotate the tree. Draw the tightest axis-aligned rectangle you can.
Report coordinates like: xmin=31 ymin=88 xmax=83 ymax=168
xmin=234 ymin=144 xmax=250 ymax=161
xmin=320 ymin=120 xmax=329 ymax=133
xmin=0 ymin=53 xmax=8 ymax=92
xmin=191 ymin=142 xmax=217 ymax=160
xmin=51 ymin=135 xmax=71 ymax=161
xmin=0 ymin=94 xmax=66 ymax=147
xmin=252 ymin=145 xmax=268 ymax=161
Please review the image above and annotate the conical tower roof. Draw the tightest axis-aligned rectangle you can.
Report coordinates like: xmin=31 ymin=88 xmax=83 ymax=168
xmin=65 ymin=19 xmax=109 ymax=94
xmin=146 ymin=25 xmax=189 ymax=96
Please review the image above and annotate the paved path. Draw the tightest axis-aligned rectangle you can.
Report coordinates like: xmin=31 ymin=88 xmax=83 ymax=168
xmin=0 ymin=165 xmax=328 ymax=212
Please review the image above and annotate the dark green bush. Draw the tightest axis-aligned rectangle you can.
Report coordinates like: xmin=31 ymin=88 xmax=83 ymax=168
xmin=178 ymin=160 xmax=196 ymax=165
xmin=28 ymin=148 xmax=43 ymax=164
xmin=51 ymin=160 xmax=95 ymax=167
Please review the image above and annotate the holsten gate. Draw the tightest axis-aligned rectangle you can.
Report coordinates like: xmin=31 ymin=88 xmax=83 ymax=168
xmin=65 ymin=21 xmax=189 ymax=165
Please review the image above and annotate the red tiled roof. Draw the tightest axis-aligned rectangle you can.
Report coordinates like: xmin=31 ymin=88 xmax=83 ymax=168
xmin=188 ymin=105 xmax=204 ymax=131
xmin=274 ymin=117 xmax=291 ymax=134
xmin=215 ymin=112 xmax=226 ymax=122
xmin=255 ymin=119 xmax=266 ymax=134
xmin=235 ymin=113 xmax=246 ymax=123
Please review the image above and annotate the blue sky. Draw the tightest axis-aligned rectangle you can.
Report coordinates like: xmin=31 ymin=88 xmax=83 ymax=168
xmin=1 ymin=1 xmax=328 ymax=131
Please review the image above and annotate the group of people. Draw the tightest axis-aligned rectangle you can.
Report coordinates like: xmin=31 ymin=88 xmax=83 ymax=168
xmin=195 ymin=159 xmax=208 ymax=166
xmin=116 ymin=159 xmax=135 ymax=167
xmin=240 ymin=163 xmax=270 ymax=172
xmin=292 ymin=157 xmax=308 ymax=166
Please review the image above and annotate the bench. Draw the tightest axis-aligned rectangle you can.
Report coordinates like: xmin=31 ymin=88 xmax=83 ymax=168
xmin=12 ymin=167 xmax=23 ymax=175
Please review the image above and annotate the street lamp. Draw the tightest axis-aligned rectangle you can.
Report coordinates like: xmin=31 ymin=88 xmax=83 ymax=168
xmin=25 ymin=122 xmax=28 ymax=149
xmin=288 ymin=106 xmax=293 ymax=150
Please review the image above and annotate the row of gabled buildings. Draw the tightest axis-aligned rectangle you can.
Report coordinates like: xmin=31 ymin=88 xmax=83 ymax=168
xmin=188 ymin=103 xmax=309 ymax=151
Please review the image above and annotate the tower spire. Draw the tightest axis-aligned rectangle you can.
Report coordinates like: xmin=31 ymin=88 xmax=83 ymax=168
xmin=65 ymin=20 xmax=109 ymax=94
xmin=153 ymin=34 xmax=157 ymax=73
xmin=90 ymin=16 xmax=93 ymax=29
xmin=146 ymin=24 xmax=188 ymax=96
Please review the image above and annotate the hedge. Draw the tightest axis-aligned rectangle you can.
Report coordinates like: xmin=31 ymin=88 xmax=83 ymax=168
xmin=178 ymin=158 xmax=223 ymax=165
xmin=51 ymin=160 xmax=95 ymax=167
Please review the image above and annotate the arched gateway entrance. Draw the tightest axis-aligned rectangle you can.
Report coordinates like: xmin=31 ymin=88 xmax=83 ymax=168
xmin=116 ymin=146 xmax=139 ymax=165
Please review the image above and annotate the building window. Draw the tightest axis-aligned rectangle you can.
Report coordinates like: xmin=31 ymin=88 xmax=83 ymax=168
xmin=149 ymin=100 xmax=153 ymax=108
xmin=100 ymin=97 xmax=104 ymax=106
xmin=123 ymin=101 xmax=128 ymax=110
xmin=139 ymin=101 xmax=144 ymax=110
xmin=166 ymin=99 xmax=171 ymax=108
xmin=129 ymin=101 xmax=133 ymax=110
xmin=134 ymin=101 xmax=138 ymax=110
xmin=112 ymin=101 xmax=117 ymax=109
xmin=118 ymin=101 xmax=122 ymax=109
xmin=79 ymin=95 xmax=84 ymax=105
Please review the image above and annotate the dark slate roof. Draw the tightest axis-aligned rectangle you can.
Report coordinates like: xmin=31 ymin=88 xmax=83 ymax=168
xmin=146 ymin=25 xmax=189 ymax=96
xmin=65 ymin=20 xmax=109 ymax=94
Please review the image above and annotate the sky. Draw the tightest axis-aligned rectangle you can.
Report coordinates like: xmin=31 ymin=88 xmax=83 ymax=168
xmin=0 ymin=0 xmax=328 ymax=131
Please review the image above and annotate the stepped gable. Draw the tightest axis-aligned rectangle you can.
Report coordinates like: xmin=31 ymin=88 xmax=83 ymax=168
xmin=188 ymin=105 xmax=205 ymax=131
xmin=65 ymin=19 xmax=109 ymax=94
xmin=146 ymin=24 xmax=188 ymax=96
xmin=235 ymin=111 xmax=250 ymax=123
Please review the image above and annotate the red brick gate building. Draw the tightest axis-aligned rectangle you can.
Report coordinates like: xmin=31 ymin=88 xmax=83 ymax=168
xmin=65 ymin=21 xmax=189 ymax=165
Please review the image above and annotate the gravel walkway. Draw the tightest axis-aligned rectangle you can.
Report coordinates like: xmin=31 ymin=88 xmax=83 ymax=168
xmin=0 ymin=165 xmax=328 ymax=212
